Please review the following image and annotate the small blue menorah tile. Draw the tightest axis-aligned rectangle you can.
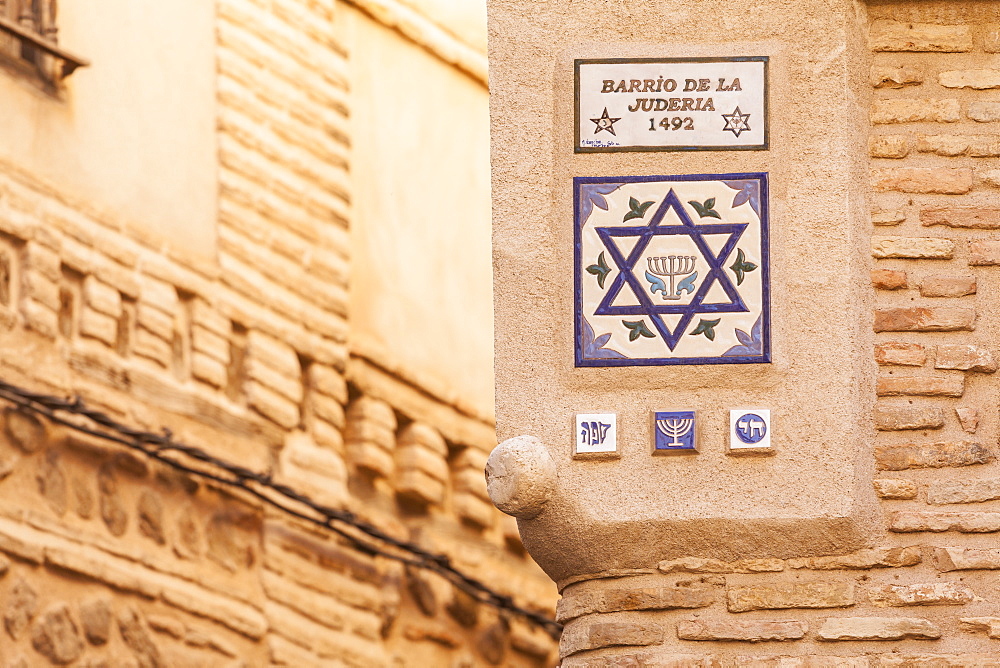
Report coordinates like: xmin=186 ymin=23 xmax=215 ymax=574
xmin=653 ymin=410 xmax=698 ymax=454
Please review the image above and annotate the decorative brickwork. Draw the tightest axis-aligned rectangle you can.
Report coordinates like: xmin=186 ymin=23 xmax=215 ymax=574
xmin=0 ymin=0 xmax=557 ymax=665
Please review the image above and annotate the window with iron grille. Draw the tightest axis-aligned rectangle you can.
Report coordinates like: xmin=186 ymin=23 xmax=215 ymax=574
xmin=0 ymin=0 xmax=87 ymax=84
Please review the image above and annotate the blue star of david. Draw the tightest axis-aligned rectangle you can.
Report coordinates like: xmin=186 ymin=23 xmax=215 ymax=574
xmin=595 ymin=189 xmax=749 ymax=351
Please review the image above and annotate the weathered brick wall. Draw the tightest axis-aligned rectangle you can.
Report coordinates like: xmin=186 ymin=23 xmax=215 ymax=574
xmin=0 ymin=0 xmax=557 ymax=665
xmin=554 ymin=4 xmax=1000 ymax=666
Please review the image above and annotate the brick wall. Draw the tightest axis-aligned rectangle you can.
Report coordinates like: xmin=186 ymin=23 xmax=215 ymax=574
xmin=554 ymin=4 xmax=1000 ymax=666
xmin=0 ymin=0 xmax=557 ymax=665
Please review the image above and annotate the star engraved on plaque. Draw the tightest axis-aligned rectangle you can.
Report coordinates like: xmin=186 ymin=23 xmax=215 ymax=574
xmin=721 ymin=106 xmax=752 ymax=137
xmin=590 ymin=107 xmax=621 ymax=136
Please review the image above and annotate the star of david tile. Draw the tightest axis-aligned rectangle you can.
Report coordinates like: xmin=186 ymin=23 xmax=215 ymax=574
xmin=595 ymin=189 xmax=748 ymax=349
xmin=575 ymin=174 xmax=770 ymax=367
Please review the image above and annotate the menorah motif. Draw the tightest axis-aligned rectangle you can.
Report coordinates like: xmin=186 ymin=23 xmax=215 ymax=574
xmin=647 ymin=255 xmax=697 ymax=300
xmin=656 ymin=416 xmax=694 ymax=447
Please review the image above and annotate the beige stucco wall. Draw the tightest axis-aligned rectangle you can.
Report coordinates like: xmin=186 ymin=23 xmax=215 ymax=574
xmin=0 ymin=0 xmax=217 ymax=256
xmin=490 ymin=0 xmax=877 ymax=581
xmin=0 ymin=0 xmax=558 ymax=665
xmin=347 ymin=5 xmax=496 ymax=421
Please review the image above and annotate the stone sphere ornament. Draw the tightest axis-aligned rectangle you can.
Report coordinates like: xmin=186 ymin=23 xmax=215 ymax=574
xmin=485 ymin=435 xmax=557 ymax=520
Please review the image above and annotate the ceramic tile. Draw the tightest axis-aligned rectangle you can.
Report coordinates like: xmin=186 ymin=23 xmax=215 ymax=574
xmin=653 ymin=410 xmax=698 ymax=454
xmin=574 ymin=57 xmax=768 ymax=152
xmin=575 ymin=173 xmax=769 ymax=366
xmin=729 ymin=409 xmax=771 ymax=451
xmin=575 ymin=413 xmax=617 ymax=455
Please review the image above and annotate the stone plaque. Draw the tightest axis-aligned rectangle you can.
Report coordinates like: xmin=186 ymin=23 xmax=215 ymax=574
xmin=575 ymin=173 xmax=770 ymax=366
xmin=575 ymin=57 xmax=768 ymax=152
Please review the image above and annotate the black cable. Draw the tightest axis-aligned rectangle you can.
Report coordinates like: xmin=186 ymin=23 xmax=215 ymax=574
xmin=0 ymin=379 xmax=561 ymax=639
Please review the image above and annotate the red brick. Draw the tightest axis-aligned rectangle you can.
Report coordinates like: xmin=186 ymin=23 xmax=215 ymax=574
xmin=956 ymin=407 xmax=980 ymax=433
xmin=916 ymin=134 xmax=974 ymax=156
xmin=877 ymin=655 xmax=1000 ymax=667
xmin=871 ymin=100 xmax=961 ymax=124
xmin=875 ymin=342 xmax=926 ymax=367
xmin=890 ymin=511 xmax=1000 ymax=533
xmin=874 ymin=405 xmax=944 ymax=430
xmin=933 ymin=547 xmax=1000 ymax=571
xmin=928 ymin=478 xmax=1000 ymax=505
xmin=560 ymin=620 xmax=663 ymax=658
xmin=875 ymin=441 xmax=992 ymax=470
xmin=919 ymin=275 xmax=976 ymax=297
xmin=556 ymin=584 xmax=714 ymax=623
xmin=872 ymin=269 xmax=907 ymax=290
xmin=874 ymin=307 xmax=974 ymax=332
xmin=871 ymin=236 xmax=954 ymax=259
xmin=940 ymin=69 xmax=1000 ymax=89
xmin=817 ymin=616 xmax=940 ymax=641
xmin=916 ymin=134 xmax=1000 ymax=157
xmin=787 ymin=546 xmax=921 ymax=570
xmin=872 ymin=167 xmax=972 ymax=194
xmin=876 ymin=375 xmax=964 ymax=397
xmin=871 ymin=65 xmax=924 ymax=88
xmin=873 ymin=479 xmax=918 ymax=500
xmin=870 ymin=20 xmax=973 ymax=52
xmin=727 ymin=582 xmax=854 ymax=612
xmin=969 ymin=239 xmax=1000 ymax=265
xmin=870 ymin=135 xmax=910 ymax=158
xmin=869 ymin=582 xmax=975 ymax=606
xmin=969 ymin=102 xmax=1000 ymax=122
xmin=935 ymin=344 xmax=996 ymax=372
xmin=959 ymin=617 xmax=1000 ymax=640
xmin=677 ymin=619 xmax=806 ymax=642
xmin=872 ymin=209 xmax=906 ymax=226
xmin=986 ymin=23 xmax=1000 ymax=52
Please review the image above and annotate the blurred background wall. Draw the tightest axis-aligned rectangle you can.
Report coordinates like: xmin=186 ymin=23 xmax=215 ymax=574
xmin=0 ymin=0 xmax=558 ymax=665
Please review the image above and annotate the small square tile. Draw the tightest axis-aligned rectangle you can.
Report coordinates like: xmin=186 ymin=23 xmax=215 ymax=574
xmin=729 ymin=409 xmax=772 ymax=453
xmin=653 ymin=410 xmax=698 ymax=454
xmin=575 ymin=413 xmax=617 ymax=456
xmin=575 ymin=173 xmax=770 ymax=367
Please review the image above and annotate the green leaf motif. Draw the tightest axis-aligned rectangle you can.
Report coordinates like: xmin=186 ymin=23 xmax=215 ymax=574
xmin=623 ymin=196 xmax=656 ymax=222
xmin=690 ymin=318 xmax=721 ymax=341
xmin=728 ymin=248 xmax=759 ymax=286
xmin=622 ymin=319 xmax=656 ymax=342
xmin=688 ymin=198 xmax=722 ymax=220
xmin=585 ymin=251 xmax=612 ymax=289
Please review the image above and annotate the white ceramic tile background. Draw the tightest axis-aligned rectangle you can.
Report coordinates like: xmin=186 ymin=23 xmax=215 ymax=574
xmin=729 ymin=408 xmax=771 ymax=451
xmin=575 ymin=413 xmax=617 ymax=455
xmin=577 ymin=175 xmax=767 ymax=365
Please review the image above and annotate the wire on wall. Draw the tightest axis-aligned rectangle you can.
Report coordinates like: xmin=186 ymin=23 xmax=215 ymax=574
xmin=0 ymin=378 xmax=562 ymax=639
